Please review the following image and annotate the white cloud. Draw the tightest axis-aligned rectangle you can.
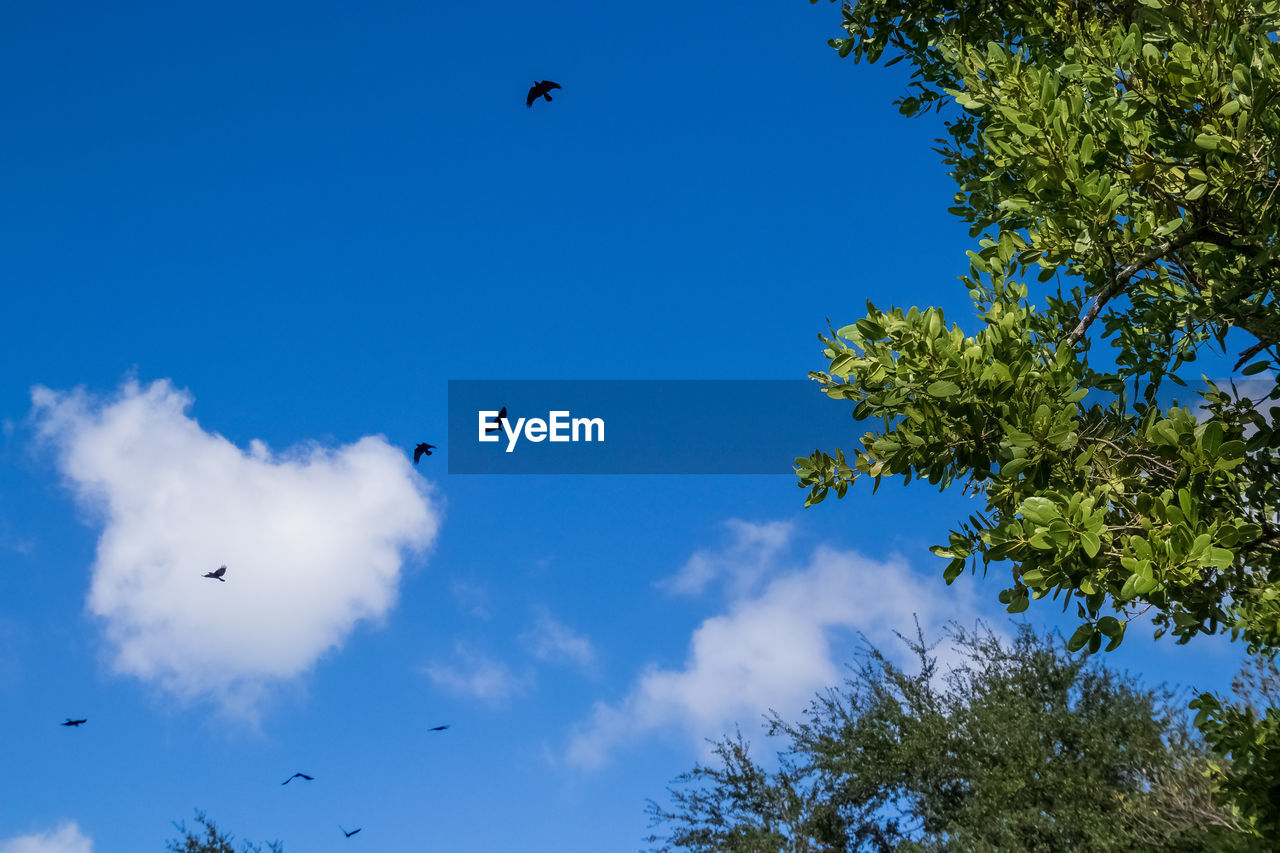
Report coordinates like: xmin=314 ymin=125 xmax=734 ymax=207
xmin=426 ymin=645 xmax=528 ymax=702
xmin=523 ymin=606 xmax=596 ymax=670
xmin=568 ymin=530 xmax=986 ymax=769
xmin=660 ymin=519 xmax=794 ymax=597
xmin=30 ymin=379 xmax=441 ymax=713
xmin=0 ymin=822 xmax=93 ymax=853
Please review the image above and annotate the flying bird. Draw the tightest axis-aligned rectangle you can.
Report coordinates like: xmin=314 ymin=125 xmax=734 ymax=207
xmin=340 ymin=826 xmax=362 ymax=838
xmin=428 ymin=724 xmax=450 ymax=732
xmin=282 ymin=772 xmax=314 ymax=785
xmin=203 ymin=565 xmax=227 ymax=582
xmin=526 ymin=80 xmax=561 ymax=107
xmin=61 ymin=718 xmax=87 ymax=727
xmin=485 ymin=407 xmax=508 ymax=437
xmin=413 ymin=443 xmax=437 ymax=464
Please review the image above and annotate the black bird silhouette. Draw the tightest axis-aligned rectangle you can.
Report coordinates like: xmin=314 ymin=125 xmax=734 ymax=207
xmin=61 ymin=718 xmax=87 ymax=727
xmin=340 ymin=826 xmax=362 ymax=838
xmin=484 ymin=407 xmax=508 ymax=437
xmin=413 ymin=443 xmax=437 ymax=464
xmin=282 ymin=772 xmax=314 ymax=785
xmin=203 ymin=565 xmax=227 ymax=582
xmin=428 ymin=724 xmax=450 ymax=731
xmin=526 ymin=80 xmax=561 ymax=107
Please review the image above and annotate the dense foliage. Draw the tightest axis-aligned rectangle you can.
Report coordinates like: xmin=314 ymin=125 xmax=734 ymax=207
xmin=647 ymin=625 xmax=1249 ymax=852
xmin=795 ymin=0 xmax=1280 ymax=833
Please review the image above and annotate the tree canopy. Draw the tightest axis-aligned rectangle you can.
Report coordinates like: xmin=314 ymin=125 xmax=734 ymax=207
xmin=648 ymin=624 xmax=1248 ymax=852
xmin=795 ymin=0 xmax=1280 ymax=834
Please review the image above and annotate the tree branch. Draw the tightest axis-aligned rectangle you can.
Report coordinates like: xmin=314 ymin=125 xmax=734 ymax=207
xmin=1233 ymin=339 xmax=1272 ymax=371
xmin=1064 ymin=230 xmax=1203 ymax=347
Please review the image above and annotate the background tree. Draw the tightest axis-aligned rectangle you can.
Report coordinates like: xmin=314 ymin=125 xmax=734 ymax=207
xmin=795 ymin=0 xmax=1280 ymax=832
xmin=647 ymin=624 xmax=1250 ymax=852
xmin=166 ymin=812 xmax=283 ymax=853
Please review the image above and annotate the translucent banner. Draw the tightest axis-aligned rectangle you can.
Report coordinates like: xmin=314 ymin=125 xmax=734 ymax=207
xmin=446 ymin=380 xmax=856 ymax=474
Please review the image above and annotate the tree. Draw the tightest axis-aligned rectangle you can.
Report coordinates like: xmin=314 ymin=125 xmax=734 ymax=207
xmin=166 ymin=812 xmax=283 ymax=853
xmin=647 ymin=625 xmax=1251 ymax=852
xmin=794 ymin=0 xmax=1280 ymax=833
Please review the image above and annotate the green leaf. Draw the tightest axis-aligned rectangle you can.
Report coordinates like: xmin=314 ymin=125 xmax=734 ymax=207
xmin=1020 ymin=497 xmax=1059 ymax=525
xmin=1218 ymin=440 xmax=1246 ymax=461
xmin=1201 ymin=421 xmax=1224 ymax=453
xmin=1097 ymin=616 xmax=1122 ymax=637
xmin=1206 ymin=547 xmax=1235 ymax=569
xmin=927 ymin=380 xmax=961 ymax=397
xmin=1067 ymin=625 xmax=1094 ymax=652
xmin=1002 ymin=458 xmax=1029 ymax=477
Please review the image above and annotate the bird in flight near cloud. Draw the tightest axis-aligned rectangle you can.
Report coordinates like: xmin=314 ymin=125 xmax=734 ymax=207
xmin=282 ymin=772 xmax=314 ymax=785
xmin=413 ymin=443 xmax=436 ymax=464
xmin=61 ymin=718 xmax=87 ymax=727
xmin=340 ymin=826 xmax=362 ymax=838
xmin=202 ymin=565 xmax=226 ymax=582
xmin=526 ymin=81 xmax=560 ymax=107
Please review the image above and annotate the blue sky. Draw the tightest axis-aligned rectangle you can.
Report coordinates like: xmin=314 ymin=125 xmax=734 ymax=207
xmin=0 ymin=2 xmax=1251 ymax=851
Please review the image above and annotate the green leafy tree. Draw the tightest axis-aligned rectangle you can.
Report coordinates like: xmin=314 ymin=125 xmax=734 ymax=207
xmin=647 ymin=625 xmax=1250 ymax=852
xmin=166 ymin=812 xmax=283 ymax=853
xmin=795 ymin=0 xmax=1280 ymax=832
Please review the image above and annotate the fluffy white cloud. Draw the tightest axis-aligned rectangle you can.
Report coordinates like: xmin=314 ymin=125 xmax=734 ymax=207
xmin=425 ymin=645 xmax=528 ymax=701
xmin=0 ymin=822 xmax=92 ymax=853
xmin=31 ymin=379 xmax=441 ymax=712
xmin=522 ymin=606 xmax=596 ymax=670
xmin=568 ymin=523 xmax=986 ymax=769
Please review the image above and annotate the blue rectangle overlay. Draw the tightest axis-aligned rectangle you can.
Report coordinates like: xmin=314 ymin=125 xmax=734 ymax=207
xmin=447 ymin=380 xmax=857 ymax=474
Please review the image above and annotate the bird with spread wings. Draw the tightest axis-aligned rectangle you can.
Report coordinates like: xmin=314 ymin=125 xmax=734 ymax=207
xmin=526 ymin=80 xmax=560 ymax=107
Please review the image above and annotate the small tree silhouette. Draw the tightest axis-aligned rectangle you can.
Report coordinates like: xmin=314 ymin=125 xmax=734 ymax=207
xmin=166 ymin=811 xmax=283 ymax=853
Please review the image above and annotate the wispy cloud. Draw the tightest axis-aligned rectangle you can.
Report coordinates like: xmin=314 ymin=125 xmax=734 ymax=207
xmin=449 ymin=579 xmax=492 ymax=620
xmin=30 ymin=379 xmax=441 ymax=714
xmin=659 ymin=519 xmax=794 ymax=597
xmin=568 ymin=524 xmax=986 ymax=769
xmin=0 ymin=822 xmax=93 ymax=853
xmin=522 ymin=606 xmax=596 ymax=671
xmin=426 ymin=645 xmax=529 ymax=702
